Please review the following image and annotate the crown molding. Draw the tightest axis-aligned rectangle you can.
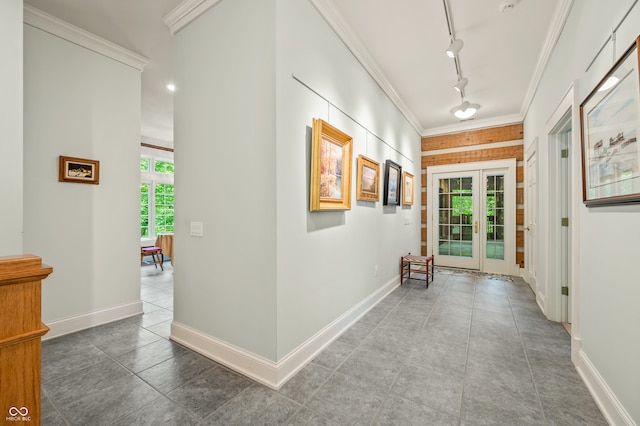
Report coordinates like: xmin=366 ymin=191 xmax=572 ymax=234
xmin=163 ymin=0 xmax=224 ymax=35
xmin=421 ymin=113 xmax=523 ymax=138
xmin=23 ymin=4 xmax=148 ymax=71
xmin=309 ymin=0 xmax=424 ymax=136
xmin=520 ymin=0 xmax=575 ymax=120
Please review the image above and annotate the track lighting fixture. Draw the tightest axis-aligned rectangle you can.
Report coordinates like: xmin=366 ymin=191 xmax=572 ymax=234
xmin=454 ymin=77 xmax=468 ymax=92
xmin=446 ymin=39 xmax=464 ymax=58
xmin=451 ymin=101 xmax=480 ymax=119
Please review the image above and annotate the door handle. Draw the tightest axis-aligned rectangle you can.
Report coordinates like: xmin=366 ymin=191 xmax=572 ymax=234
xmin=474 ymin=220 xmax=478 ymax=233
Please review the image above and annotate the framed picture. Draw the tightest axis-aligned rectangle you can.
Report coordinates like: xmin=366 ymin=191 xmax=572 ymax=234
xmin=310 ymin=119 xmax=352 ymax=211
xmin=383 ymin=159 xmax=402 ymax=206
xmin=356 ymin=155 xmax=380 ymax=202
xmin=402 ymin=171 xmax=414 ymax=205
xmin=58 ymin=156 xmax=100 ymax=185
xmin=580 ymin=35 xmax=640 ymax=206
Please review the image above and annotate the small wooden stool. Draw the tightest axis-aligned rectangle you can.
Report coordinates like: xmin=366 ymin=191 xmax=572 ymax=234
xmin=400 ymin=253 xmax=434 ymax=288
xmin=141 ymin=246 xmax=163 ymax=270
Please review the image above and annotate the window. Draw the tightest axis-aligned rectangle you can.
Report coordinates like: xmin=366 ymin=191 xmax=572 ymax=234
xmin=141 ymin=157 xmax=174 ymax=240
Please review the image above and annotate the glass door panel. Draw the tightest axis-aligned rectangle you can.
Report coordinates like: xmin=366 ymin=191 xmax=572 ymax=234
xmin=486 ymin=174 xmax=505 ymax=260
xmin=434 ymin=172 xmax=480 ymax=269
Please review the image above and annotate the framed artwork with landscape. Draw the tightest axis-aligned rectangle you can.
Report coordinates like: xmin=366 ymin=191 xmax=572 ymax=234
xmin=402 ymin=171 xmax=414 ymax=205
xmin=580 ymin=35 xmax=640 ymax=206
xmin=310 ymin=118 xmax=353 ymax=211
xmin=58 ymin=156 xmax=100 ymax=185
xmin=383 ymin=159 xmax=402 ymax=206
xmin=356 ymin=155 xmax=380 ymax=202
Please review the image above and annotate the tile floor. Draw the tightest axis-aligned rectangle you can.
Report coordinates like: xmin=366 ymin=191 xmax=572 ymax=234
xmin=40 ymin=265 xmax=607 ymax=425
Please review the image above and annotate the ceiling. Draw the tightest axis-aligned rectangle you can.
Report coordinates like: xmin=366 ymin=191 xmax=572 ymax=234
xmin=23 ymin=0 xmax=568 ymax=143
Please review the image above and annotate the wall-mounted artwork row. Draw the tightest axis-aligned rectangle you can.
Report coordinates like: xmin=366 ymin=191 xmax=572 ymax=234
xmin=310 ymin=119 xmax=353 ymax=211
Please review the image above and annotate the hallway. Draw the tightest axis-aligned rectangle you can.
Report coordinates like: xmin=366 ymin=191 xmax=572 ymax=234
xmin=40 ymin=268 xmax=606 ymax=425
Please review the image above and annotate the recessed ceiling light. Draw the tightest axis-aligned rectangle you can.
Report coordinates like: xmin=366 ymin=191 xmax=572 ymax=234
xmin=166 ymin=84 xmax=176 ymax=92
xmin=499 ymin=0 xmax=519 ymax=12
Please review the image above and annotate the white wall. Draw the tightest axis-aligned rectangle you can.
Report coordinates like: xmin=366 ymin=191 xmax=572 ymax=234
xmin=524 ymin=0 xmax=640 ymax=422
xmin=275 ymin=0 xmax=422 ymax=359
xmin=0 ymin=0 xmax=23 ymax=255
xmin=173 ymin=0 xmax=421 ymax=364
xmin=23 ymin=25 xmax=142 ymax=326
xmin=173 ymin=0 xmax=279 ymax=359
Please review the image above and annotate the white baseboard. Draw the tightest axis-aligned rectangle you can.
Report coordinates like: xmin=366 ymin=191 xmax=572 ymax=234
xmin=171 ymin=276 xmax=400 ymax=389
xmin=43 ymin=301 xmax=143 ymax=340
xmin=576 ymin=349 xmax=636 ymax=426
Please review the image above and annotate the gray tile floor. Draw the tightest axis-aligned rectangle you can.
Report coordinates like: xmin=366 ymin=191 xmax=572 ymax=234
xmin=41 ymin=265 xmax=607 ymax=425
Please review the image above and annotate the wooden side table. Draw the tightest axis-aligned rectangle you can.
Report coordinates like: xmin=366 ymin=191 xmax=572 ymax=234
xmin=400 ymin=253 xmax=434 ymax=288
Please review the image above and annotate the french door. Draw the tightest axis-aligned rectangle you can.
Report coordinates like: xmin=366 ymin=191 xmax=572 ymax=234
xmin=429 ymin=161 xmax=515 ymax=275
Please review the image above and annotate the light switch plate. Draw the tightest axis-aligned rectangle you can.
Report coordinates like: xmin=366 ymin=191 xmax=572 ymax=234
xmin=190 ymin=221 xmax=203 ymax=237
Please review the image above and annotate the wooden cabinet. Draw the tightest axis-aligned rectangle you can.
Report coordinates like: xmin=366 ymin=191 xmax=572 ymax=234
xmin=0 ymin=255 xmax=52 ymax=424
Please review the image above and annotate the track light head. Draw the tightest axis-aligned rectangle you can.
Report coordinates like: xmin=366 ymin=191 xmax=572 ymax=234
xmin=454 ymin=78 xmax=468 ymax=92
xmin=446 ymin=39 xmax=464 ymax=58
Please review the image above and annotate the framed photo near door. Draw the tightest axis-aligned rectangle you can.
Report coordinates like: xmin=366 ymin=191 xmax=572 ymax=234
xmin=383 ymin=159 xmax=402 ymax=206
xmin=58 ymin=155 xmax=100 ymax=185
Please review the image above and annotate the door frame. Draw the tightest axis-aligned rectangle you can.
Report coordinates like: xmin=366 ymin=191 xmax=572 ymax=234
xmin=427 ymin=159 xmax=517 ymax=275
xmin=543 ymin=82 xmax=582 ymax=332
xmin=524 ymin=138 xmax=538 ymax=293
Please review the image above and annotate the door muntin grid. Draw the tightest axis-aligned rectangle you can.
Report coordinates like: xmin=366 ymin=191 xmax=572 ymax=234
xmin=438 ymin=177 xmax=473 ymax=257
xmin=486 ymin=174 xmax=505 ymax=260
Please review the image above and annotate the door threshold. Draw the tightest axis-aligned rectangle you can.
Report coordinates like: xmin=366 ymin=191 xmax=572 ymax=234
xmin=562 ymin=322 xmax=571 ymax=335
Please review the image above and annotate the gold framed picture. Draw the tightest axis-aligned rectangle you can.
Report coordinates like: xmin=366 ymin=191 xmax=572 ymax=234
xmin=403 ymin=171 xmax=414 ymax=205
xmin=310 ymin=119 xmax=352 ymax=211
xmin=58 ymin=156 xmax=100 ymax=185
xmin=356 ymin=155 xmax=380 ymax=202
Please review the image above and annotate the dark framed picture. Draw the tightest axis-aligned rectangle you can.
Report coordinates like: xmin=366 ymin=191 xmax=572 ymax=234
xmin=356 ymin=155 xmax=380 ymax=202
xmin=309 ymin=119 xmax=352 ymax=211
xmin=383 ymin=159 xmax=402 ymax=206
xmin=580 ymin=35 xmax=640 ymax=206
xmin=58 ymin=156 xmax=100 ymax=185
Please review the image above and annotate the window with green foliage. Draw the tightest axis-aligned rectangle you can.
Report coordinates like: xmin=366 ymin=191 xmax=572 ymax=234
xmin=140 ymin=183 xmax=150 ymax=238
xmin=140 ymin=157 xmax=174 ymax=239
xmin=155 ymin=160 xmax=175 ymax=174
xmin=154 ymin=184 xmax=174 ymax=234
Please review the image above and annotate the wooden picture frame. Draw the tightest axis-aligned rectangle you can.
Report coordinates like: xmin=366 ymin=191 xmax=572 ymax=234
xmin=402 ymin=171 xmax=414 ymax=205
xmin=356 ymin=155 xmax=380 ymax=202
xmin=383 ymin=159 xmax=402 ymax=206
xmin=58 ymin=156 xmax=100 ymax=185
xmin=310 ymin=119 xmax=352 ymax=211
xmin=580 ymin=35 xmax=640 ymax=206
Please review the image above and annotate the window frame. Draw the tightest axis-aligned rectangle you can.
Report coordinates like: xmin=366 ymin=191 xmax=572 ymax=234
xmin=141 ymin=156 xmax=174 ymax=241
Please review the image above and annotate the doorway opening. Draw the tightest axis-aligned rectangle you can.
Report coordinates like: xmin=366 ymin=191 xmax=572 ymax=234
xmin=427 ymin=159 xmax=517 ymax=275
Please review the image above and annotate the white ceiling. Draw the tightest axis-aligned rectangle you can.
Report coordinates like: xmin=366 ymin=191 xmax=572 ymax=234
xmin=22 ymin=0 xmax=568 ymax=142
